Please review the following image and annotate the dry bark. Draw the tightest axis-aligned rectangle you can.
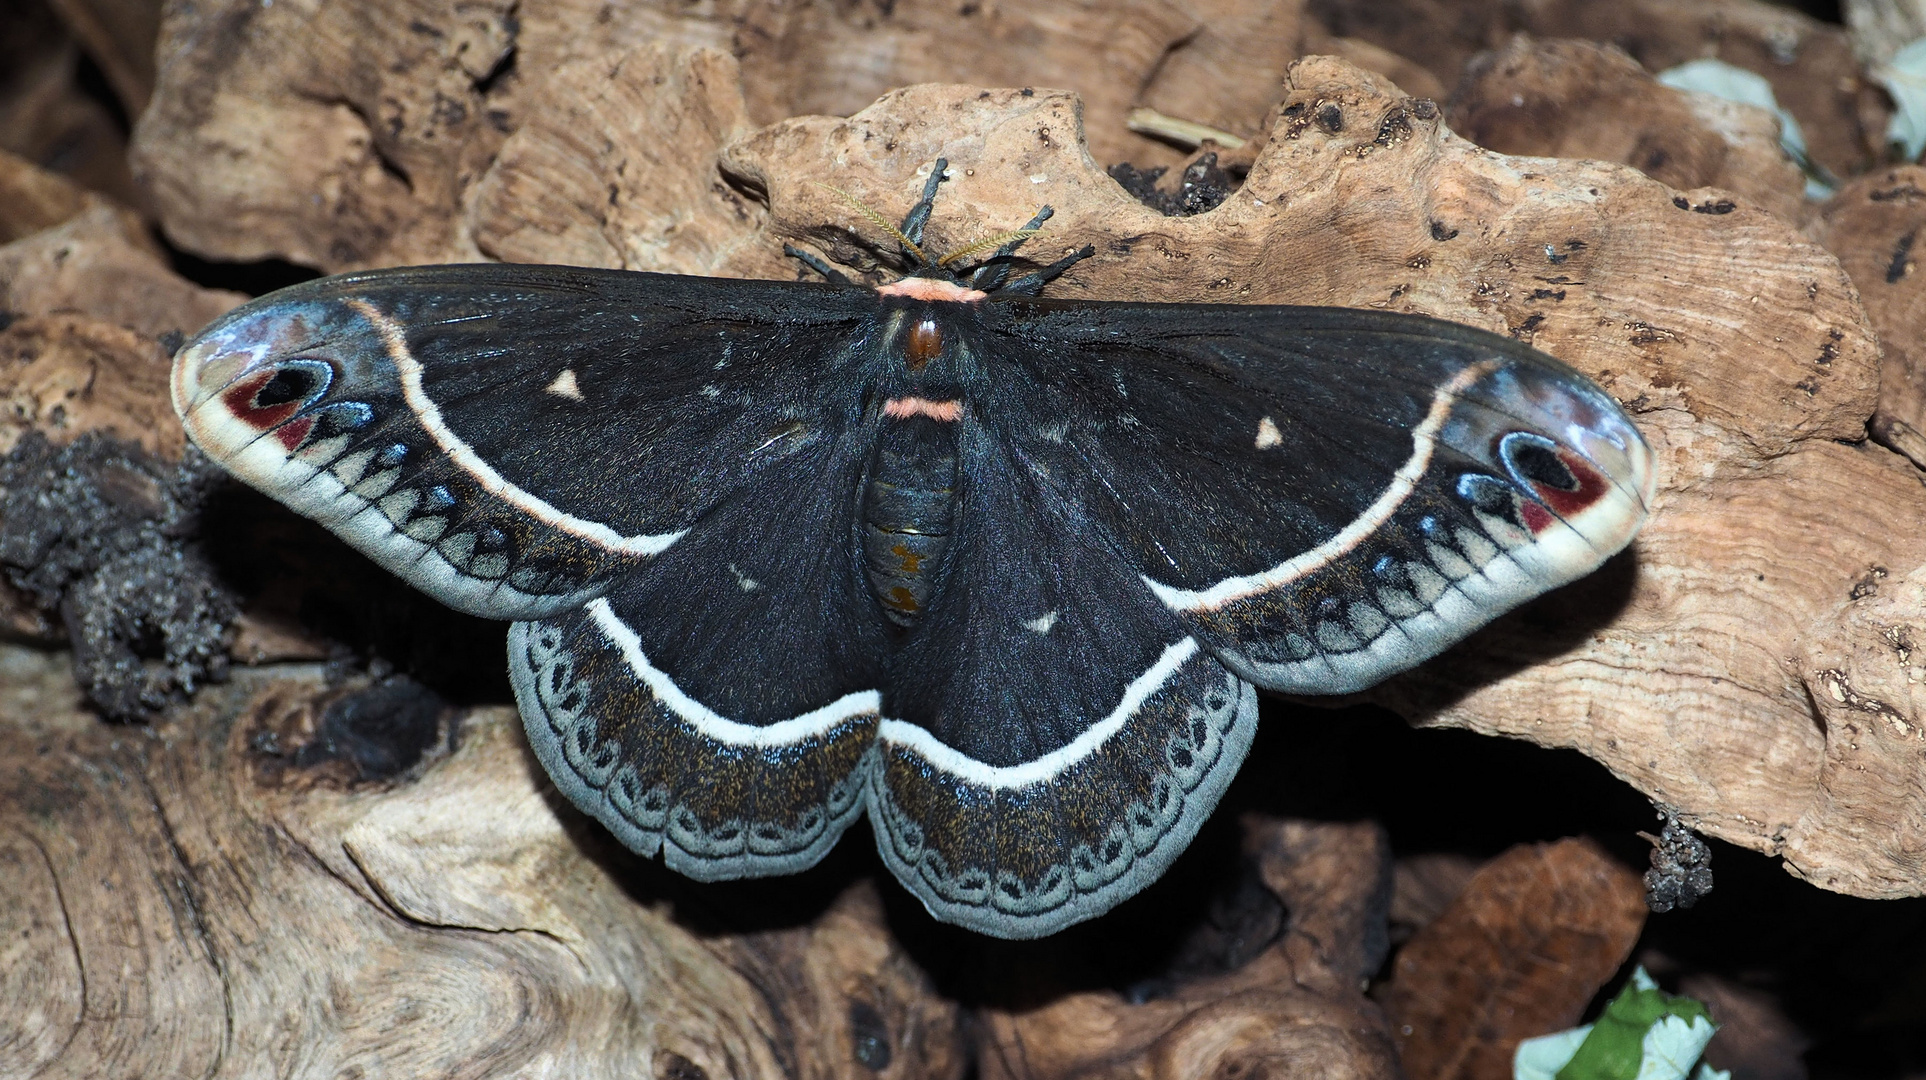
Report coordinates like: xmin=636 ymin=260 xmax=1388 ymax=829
xmin=976 ymin=820 xmax=1399 ymax=1080
xmin=0 ymin=655 xmax=965 ymax=1079
xmin=1448 ymin=37 xmax=1808 ymax=225
xmin=8 ymin=0 xmax=1926 ymax=1071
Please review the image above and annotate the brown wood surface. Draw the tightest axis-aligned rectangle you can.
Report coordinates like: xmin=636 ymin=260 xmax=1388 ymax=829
xmin=3 ymin=0 xmax=1923 ymax=1073
xmin=0 ymin=654 xmax=968 ymax=1079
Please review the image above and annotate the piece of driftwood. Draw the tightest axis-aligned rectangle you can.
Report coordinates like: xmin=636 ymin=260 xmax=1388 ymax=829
xmin=0 ymin=652 xmax=968 ymax=1078
xmin=0 ymin=312 xmax=180 ymax=461
xmin=1679 ymin=974 xmax=1812 ymax=1080
xmin=0 ymin=196 xmax=242 ymax=351
xmin=0 ymin=158 xmax=241 ymax=647
xmin=1448 ymin=37 xmax=1807 ymax=224
xmin=1809 ymin=166 xmax=1926 ymax=471
xmin=130 ymin=0 xmax=1266 ymax=271
xmin=42 ymin=0 xmax=162 ymax=117
xmin=9 ymin=0 xmax=1926 ymax=1070
xmin=1307 ymin=0 xmax=1889 ymax=179
xmin=975 ymin=819 xmax=1400 ymax=1080
xmin=0 ymin=3 xmax=144 ymax=210
xmin=0 ymin=147 xmax=117 ymax=245
xmin=126 ymin=0 xmax=1888 ymax=275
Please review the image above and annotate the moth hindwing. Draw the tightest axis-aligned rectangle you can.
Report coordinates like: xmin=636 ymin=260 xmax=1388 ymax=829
xmin=173 ymin=166 xmax=1652 ymax=938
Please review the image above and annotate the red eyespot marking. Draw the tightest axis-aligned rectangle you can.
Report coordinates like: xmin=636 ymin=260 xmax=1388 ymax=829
xmin=1523 ymin=449 xmax=1612 ymax=533
xmin=274 ymin=416 xmax=315 ymax=450
xmin=219 ymin=368 xmax=303 ymax=431
xmin=874 ymin=278 xmax=987 ymax=302
xmin=883 ymin=397 xmax=963 ymax=421
xmin=905 ymin=316 xmax=943 ymax=371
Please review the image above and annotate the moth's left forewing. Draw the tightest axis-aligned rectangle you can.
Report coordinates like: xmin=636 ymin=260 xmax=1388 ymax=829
xmin=984 ymin=302 xmax=1654 ymax=696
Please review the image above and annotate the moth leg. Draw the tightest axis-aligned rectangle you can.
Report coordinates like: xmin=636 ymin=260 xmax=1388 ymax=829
xmin=782 ymin=243 xmax=852 ymax=286
xmin=898 ymin=157 xmax=951 ymax=253
xmin=994 ymin=244 xmax=1097 ymax=297
xmin=968 ymin=205 xmax=1056 ymax=291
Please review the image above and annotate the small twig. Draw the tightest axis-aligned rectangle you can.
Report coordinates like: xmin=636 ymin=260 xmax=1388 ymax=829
xmin=1127 ymin=107 xmax=1247 ymax=151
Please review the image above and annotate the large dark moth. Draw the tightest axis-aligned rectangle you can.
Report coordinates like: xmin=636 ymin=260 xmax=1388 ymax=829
xmin=172 ymin=161 xmax=1653 ymax=938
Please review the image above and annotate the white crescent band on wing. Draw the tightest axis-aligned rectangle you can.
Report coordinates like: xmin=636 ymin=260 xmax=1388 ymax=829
xmin=1142 ymin=361 xmax=1499 ymax=613
xmin=350 ymin=299 xmax=686 ymax=558
xmin=875 ymin=637 xmax=1200 ymax=790
xmin=587 ymin=597 xmax=880 ymax=746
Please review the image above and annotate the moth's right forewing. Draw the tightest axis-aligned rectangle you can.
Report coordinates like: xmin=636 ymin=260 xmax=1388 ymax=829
xmin=172 ymin=264 xmax=878 ymax=619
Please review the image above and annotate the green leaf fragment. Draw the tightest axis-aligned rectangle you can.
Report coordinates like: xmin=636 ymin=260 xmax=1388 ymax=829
xmin=1553 ymin=969 xmax=1714 ymax=1080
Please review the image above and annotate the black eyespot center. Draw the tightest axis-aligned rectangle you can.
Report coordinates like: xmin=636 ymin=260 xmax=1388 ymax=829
xmin=1502 ymin=432 xmax=1580 ymax=491
xmin=255 ymin=371 xmax=310 ymax=407
xmin=254 ymin=358 xmax=332 ymax=408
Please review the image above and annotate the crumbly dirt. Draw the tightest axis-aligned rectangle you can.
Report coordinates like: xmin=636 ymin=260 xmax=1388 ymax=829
xmin=0 ymin=431 xmax=233 ymax=719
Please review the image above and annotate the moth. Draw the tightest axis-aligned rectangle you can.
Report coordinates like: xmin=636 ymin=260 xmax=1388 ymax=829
xmin=172 ymin=162 xmax=1653 ymax=938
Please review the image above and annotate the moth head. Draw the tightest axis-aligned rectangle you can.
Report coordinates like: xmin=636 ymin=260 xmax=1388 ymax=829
xmin=805 ymin=159 xmax=1094 ymax=297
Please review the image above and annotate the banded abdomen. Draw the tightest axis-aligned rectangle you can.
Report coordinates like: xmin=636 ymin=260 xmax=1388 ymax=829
xmin=863 ymin=409 xmax=960 ymax=628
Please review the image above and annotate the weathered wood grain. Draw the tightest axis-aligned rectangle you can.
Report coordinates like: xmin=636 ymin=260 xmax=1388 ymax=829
xmin=0 ymin=654 xmax=967 ymax=1078
xmin=6 ymin=0 xmax=1925 ymax=1071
